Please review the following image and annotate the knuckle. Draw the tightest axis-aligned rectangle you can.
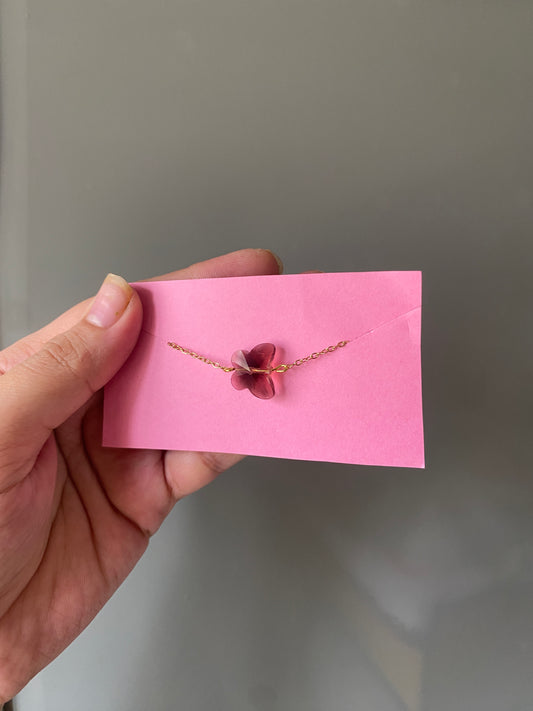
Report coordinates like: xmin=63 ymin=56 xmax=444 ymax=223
xmin=198 ymin=451 xmax=228 ymax=477
xmin=43 ymin=331 xmax=95 ymax=393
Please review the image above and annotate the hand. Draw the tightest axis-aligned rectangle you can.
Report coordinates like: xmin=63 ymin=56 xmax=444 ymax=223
xmin=0 ymin=249 xmax=282 ymax=702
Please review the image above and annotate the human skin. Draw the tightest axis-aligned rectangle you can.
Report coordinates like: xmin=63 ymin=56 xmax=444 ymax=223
xmin=0 ymin=248 xmax=282 ymax=702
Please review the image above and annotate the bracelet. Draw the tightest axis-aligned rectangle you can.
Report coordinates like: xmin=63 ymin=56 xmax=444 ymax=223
xmin=167 ymin=340 xmax=349 ymax=399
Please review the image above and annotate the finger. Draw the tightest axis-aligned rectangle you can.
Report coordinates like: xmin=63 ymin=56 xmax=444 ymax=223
xmin=144 ymin=248 xmax=282 ymax=281
xmin=163 ymin=451 xmax=245 ymax=502
xmin=0 ymin=249 xmax=283 ymax=373
xmin=0 ymin=274 xmax=142 ymax=486
xmin=0 ymin=299 xmax=93 ymax=375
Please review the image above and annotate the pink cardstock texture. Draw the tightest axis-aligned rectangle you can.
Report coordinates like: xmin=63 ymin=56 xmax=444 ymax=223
xmin=103 ymin=272 xmax=424 ymax=468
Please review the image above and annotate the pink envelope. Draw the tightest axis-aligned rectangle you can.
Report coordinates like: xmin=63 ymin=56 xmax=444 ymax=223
xmin=103 ymin=272 xmax=424 ymax=468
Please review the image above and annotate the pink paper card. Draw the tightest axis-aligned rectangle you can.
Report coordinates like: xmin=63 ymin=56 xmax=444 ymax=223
xmin=103 ymin=272 xmax=424 ymax=468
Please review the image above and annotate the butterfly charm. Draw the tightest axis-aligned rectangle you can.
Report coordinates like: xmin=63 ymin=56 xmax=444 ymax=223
xmin=231 ymin=343 xmax=276 ymax=399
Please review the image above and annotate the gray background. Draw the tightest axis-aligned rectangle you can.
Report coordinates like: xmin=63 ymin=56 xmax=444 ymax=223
xmin=1 ymin=0 xmax=532 ymax=709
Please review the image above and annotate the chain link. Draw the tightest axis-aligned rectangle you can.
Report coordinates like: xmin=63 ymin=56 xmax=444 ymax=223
xmin=167 ymin=342 xmax=235 ymax=372
xmin=167 ymin=340 xmax=349 ymax=374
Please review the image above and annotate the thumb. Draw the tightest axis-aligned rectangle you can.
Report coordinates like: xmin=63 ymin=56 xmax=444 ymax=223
xmin=0 ymin=274 xmax=142 ymax=479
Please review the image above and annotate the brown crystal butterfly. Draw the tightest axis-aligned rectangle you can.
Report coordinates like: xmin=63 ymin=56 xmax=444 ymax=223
xmin=231 ymin=343 xmax=276 ymax=400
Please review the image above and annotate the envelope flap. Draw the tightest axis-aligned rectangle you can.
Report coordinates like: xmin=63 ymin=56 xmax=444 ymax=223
xmin=135 ymin=271 xmax=421 ymax=363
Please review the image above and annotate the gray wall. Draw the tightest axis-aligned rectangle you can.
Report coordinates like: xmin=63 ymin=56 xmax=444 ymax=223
xmin=2 ymin=1 xmax=533 ymax=709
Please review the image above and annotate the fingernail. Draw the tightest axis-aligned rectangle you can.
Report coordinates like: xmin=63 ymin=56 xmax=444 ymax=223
xmin=85 ymin=274 xmax=133 ymax=328
xmin=263 ymin=250 xmax=283 ymax=274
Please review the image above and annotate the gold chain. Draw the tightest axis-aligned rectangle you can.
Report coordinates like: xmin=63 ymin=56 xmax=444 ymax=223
xmin=167 ymin=340 xmax=349 ymax=374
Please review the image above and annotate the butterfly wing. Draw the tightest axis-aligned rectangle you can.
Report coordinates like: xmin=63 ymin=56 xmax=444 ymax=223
xmin=249 ymin=374 xmax=275 ymax=399
xmin=231 ymin=349 xmax=252 ymax=372
xmin=231 ymin=370 xmax=252 ymax=390
xmin=247 ymin=343 xmax=276 ymax=370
